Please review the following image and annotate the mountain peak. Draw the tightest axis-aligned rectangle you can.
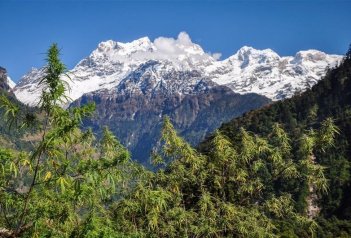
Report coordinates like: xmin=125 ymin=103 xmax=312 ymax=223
xmin=237 ymin=45 xmax=255 ymax=53
xmin=118 ymin=36 xmax=153 ymax=52
xmin=219 ymin=46 xmax=281 ymax=71
xmin=97 ymin=40 xmax=117 ymax=50
xmin=131 ymin=36 xmax=152 ymax=45
xmin=294 ymin=49 xmax=328 ymax=61
xmin=13 ymin=33 xmax=343 ymax=106
xmin=94 ymin=37 xmax=153 ymax=56
xmin=236 ymin=46 xmax=277 ymax=54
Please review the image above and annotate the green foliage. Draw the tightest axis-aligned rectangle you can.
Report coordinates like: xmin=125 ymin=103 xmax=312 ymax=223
xmin=112 ymin=117 xmax=336 ymax=237
xmin=0 ymin=89 xmax=35 ymax=149
xmin=0 ymin=44 xmax=139 ymax=237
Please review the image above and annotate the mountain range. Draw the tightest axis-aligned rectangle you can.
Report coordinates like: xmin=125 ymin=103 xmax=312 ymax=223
xmin=8 ymin=32 xmax=342 ymax=162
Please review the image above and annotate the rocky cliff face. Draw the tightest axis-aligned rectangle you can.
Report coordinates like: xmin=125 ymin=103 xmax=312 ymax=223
xmin=0 ymin=67 xmax=15 ymax=93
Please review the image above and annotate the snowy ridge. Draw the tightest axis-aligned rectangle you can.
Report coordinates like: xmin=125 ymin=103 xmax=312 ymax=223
xmin=13 ymin=32 xmax=342 ymax=106
xmin=115 ymin=60 xmax=214 ymax=97
xmin=14 ymin=67 xmax=46 ymax=105
xmin=6 ymin=76 xmax=16 ymax=89
xmin=207 ymin=46 xmax=341 ymax=100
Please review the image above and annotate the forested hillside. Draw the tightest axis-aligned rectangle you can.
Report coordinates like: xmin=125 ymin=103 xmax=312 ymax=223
xmin=0 ymin=67 xmax=33 ymax=149
xmin=199 ymin=47 xmax=351 ymax=237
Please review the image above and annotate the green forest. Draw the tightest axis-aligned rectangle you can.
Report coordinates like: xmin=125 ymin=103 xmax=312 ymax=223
xmin=0 ymin=44 xmax=350 ymax=237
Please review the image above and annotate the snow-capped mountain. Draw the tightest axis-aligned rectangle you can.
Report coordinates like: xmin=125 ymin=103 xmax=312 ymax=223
xmin=14 ymin=32 xmax=216 ymax=106
xmin=11 ymin=33 xmax=343 ymax=162
xmin=14 ymin=67 xmax=46 ymax=104
xmin=13 ymin=32 xmax=341 ymax=106
xmin=207 ymin=46 xmax=341 ymax=100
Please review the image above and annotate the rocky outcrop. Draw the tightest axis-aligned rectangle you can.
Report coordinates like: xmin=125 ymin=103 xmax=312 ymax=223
xmin=0 ymin=67 xmax=13 ymax=93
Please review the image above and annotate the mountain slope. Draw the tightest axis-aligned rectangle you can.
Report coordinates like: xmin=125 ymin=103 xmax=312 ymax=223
xmin=199 ymin=53 xmax=351 ymax=236
xmin=0 ymin=67 xmax=29 ymax=149
xmin=72 ymin=63 xmax=270 ymax=163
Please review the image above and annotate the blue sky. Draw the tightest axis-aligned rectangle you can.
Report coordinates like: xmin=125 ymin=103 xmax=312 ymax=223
xmin=1 ymin=0 xmax=350 ymax=82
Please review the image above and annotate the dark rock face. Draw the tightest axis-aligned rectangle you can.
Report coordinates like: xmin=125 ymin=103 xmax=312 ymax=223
xmin=73 ymin=85 xmax=271 ymax=164
xmin=0 ymin=67 xmax=12 ymax=92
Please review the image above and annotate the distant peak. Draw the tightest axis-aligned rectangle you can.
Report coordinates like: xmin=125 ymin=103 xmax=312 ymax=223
xmin=96 ymin=37 xmax=152 ymax=53
xmin=235 ymin=46 xmax=277 ymax=55
xmin=238 ymin=45 xmax=255 ymax=52
xmin=29 ymin=67 xmax=45 ymax=74
xmin=295 ymin=49 xmax=326 ymax=57
xmin=135 ymin=36 xmax=151 ymax=44
xmin=97 ymin=40 xmax=119 ymax=51
xmin=120 ymin=36 xmax=153 ymax=50
xmin=231 ymin=46 xmax=280 ymax=63
xmin=293 ymin=49 xmax=330 ymax=62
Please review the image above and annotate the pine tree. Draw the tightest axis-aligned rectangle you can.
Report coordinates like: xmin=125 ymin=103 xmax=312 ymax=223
xmin=346 ymin=44 xmax=351 ymax=60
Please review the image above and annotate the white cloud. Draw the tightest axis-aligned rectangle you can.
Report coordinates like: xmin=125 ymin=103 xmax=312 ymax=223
xmin=154 ymin=36 xmax=177 ymax=54
xmin=177 ymin=32 xmax=192 ymax=46
xmin=148 ymin=32 xmax=222 ymax=65
xmin=212 ymin=53 xmax=222 ymax=60
xmin=153 ymin=32 xmax=199 ymax=57
xmin=97 ymin=32 xmax=222 ymax=69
